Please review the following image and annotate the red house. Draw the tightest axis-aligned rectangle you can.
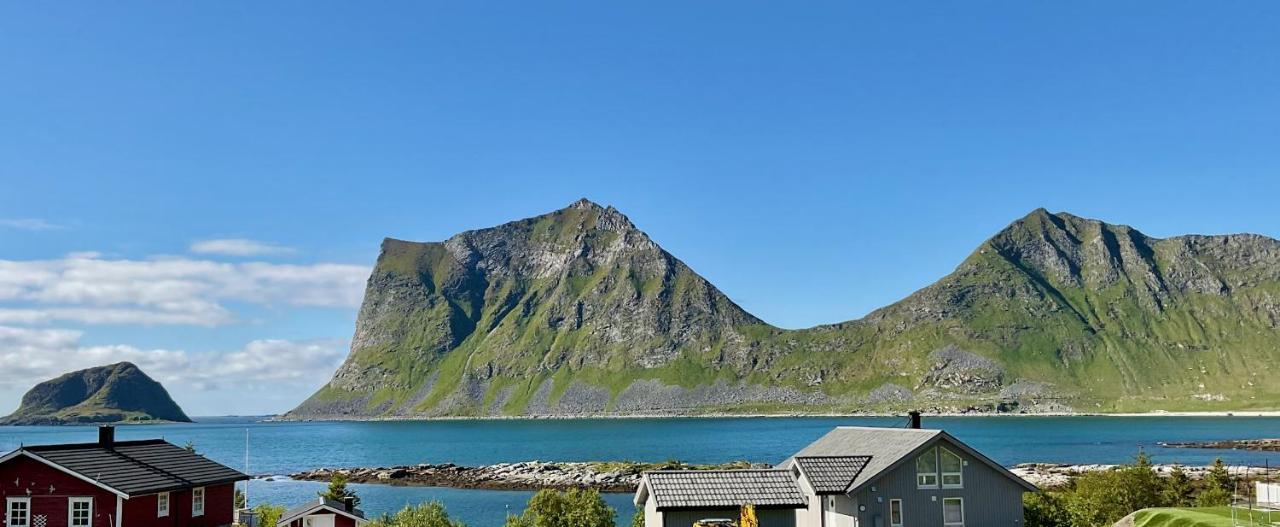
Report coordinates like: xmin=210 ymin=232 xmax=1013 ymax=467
xmin=0 ymin=426 xmax=248 ymax=527
xmin=278 ymin=498 xmax=367 ymax=527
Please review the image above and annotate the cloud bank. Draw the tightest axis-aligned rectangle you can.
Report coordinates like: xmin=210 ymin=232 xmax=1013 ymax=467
xmin=190 ymin=238 xmax=296 ymax=257
xmin=0 ymin=253 xmax=369 ymax=326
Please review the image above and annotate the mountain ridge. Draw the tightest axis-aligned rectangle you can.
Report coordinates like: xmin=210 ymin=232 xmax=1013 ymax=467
xmin=286 ymin=200 xmax=1280 ymax=419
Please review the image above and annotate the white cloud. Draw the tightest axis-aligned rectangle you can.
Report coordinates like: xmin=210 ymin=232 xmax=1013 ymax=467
xmin=0 ymin=325 xmax=347 ymax=393
xmin=190 ymin=238 xmax=296 ymax=257
xmin=0 ymin=219 xmax=64 ymax=231
xmin=0 ymin=254 xmax=368 ymax=326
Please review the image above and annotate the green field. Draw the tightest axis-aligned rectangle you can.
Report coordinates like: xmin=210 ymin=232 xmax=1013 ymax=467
xmin=1134 ymin=507 xmax=1280 ymax=527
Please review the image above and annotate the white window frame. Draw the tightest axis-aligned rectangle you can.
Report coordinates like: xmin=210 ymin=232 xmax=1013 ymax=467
xmin=7 ymin=497 xmax=31 ymax=527
xmin=889 ymin=499 xmax=904 ymax=527
xmin=943 ymin=497 xmax=965 ymax=527
xmin=192 ymin=486 xmax=205 ymax=517
xmin=940 ymin=447 xmax=964 ymax=488
xmin=68 ymin=497 xmax=93 ymax=527
xmin=158 ymin=491 xmax=171 ymax=517
xmin=916 ymin=447 xmax=939 ymax=488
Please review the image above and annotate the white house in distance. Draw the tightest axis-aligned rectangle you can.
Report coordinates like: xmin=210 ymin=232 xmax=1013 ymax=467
xmin=635 ymin=413 xmax=1037 ymax=527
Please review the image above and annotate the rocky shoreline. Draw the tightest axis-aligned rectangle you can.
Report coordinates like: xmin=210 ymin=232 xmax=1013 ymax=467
xmin=1010 ymin=463 xmax=1280 ymax=489
xmin=289 ymin=460 xmax=763 ymax=492
xmin=288 ymin=460 xmax=1280 ymax=493
xmin=1158 ymin=438 xmax=1280 ymax=451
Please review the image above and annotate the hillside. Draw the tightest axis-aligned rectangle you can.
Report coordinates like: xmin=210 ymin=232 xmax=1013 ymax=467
xmin=1 ymin=362 xmax=192 ymax=425
xmin=286 ymin=201 xmax=1280 ymax=418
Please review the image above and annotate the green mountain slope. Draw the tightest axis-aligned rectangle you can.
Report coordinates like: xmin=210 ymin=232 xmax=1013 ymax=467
xmin=287 ymin=202 xmax=1280 ymax=418
xmin=2 ymin=362 xmax=192 ymax=425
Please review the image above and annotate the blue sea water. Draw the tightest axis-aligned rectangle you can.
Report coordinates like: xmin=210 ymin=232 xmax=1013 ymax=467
xmin=3 ymin=416 xmax=1278 ymax=526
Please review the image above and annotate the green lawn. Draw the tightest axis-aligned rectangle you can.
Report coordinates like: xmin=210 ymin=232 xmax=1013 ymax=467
xmin=1134 ymin=507 xmax=1280 ymax=527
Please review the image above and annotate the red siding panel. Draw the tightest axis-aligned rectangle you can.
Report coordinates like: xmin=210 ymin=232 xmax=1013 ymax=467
xmin=0 ymin=455 xmax=120 ymax=527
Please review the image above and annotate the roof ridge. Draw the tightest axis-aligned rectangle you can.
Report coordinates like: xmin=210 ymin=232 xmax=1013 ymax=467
xmin=648 ymin=468 xmax=790 ymax=473
xmin=25 ymin=438 xmax=167 ymax=451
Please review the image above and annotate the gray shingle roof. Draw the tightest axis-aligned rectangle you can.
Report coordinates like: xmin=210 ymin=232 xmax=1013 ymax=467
xmin=641 ymin=470 xmax=806 ymax=510
xmin=786 ymin=427 xmax=940 ymax=492
xmin=784 ymin=426 xmax=1036 ymax=493
xmin=280 ymin=498 xmax=367 ymax=525
xmin=793 ymin=456 xmax=871 ymax=494
xmin=23 ymin=439 xmax=248 ymax=496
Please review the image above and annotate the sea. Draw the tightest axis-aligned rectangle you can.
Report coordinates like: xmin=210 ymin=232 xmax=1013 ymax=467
xmin=3 ymin=416 xmax=1279 ymax=526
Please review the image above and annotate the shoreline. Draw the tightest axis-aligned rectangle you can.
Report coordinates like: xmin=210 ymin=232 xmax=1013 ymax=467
xmin=267 ymin=409 xmax=1280 ymax=423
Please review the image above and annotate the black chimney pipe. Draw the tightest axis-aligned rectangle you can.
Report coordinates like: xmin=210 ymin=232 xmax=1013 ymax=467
xmin=343 ymin=497 xmax=356 ymax=512
xmin=908 ymin=410 xmax=922 ymax=429
xmin=99 ymin=425 xmax=115 ymax=448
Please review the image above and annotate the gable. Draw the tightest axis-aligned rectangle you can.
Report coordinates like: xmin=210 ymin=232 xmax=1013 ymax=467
xmin=851 ymin=433 xmax=1037 ymax=493
xmin=0 ymin=450 xmax=128 ymax=498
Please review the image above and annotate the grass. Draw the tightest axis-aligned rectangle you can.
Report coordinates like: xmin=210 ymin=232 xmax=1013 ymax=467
xmin=1134 ymin=507 xmax=1280 ymax=527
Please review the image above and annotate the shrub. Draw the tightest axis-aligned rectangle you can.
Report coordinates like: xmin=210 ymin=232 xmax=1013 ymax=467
xmin=369 ymin=502 xmax=467 ymax=527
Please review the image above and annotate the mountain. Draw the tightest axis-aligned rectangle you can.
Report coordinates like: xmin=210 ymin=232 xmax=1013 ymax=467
xmin=2 ymin=362 xmax=192 ymax=425
xmin=287 ymin=201 xmax=1280 ymax=419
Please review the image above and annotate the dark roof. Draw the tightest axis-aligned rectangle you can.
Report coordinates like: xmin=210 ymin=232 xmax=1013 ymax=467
xmin=19 ymin=439 xmax=247 ymax=496
xmin=280 ymin=498 xmax=366 ymax=525
xmin=793 ymin=456 xmax=871 ymax=494
xmin=639 ymin=470 xmax=807 ymax=510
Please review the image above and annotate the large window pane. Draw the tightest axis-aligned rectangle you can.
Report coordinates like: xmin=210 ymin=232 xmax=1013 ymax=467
xmin=941 ymin=447 xmax=963 ymax=487
xmin=916 ymin=447 xmax=939 ymax=487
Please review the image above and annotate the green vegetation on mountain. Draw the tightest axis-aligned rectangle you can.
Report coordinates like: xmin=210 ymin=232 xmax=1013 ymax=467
xmin=2 ymin=362 xmax=191 ymax=425
xmin=287 ymin=200 xmax=1280 ymax=418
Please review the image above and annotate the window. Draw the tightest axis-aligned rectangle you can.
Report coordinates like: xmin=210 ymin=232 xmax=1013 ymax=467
xmin=940 ymin=447 xmax=963 ymax=488
xmin=943 ymin=497 xmax=965 ymax=527
xmin=192 ymin=487 xmax=205 ymax=517
xmin=916 ymin=447 xmax=938 ymax=487
xmin=7 ymin=497 xmax=31 ymax=527
xmin=889 ymin=499 xmax=903 ymax=527
xmin=158 ymin=492 xmax=170 ymax=517
xmin=69 ymin=497 xmax=93 ymax=527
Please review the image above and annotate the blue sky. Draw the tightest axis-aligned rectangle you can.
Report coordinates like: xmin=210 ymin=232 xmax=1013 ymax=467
xmin=2 ymin=2 xmax=1279 ymax=415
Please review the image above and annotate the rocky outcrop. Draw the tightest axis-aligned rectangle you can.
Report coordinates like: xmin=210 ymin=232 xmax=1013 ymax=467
xmin=2 ymin=362 xmax=190 ymax=425
xmin=1011 ymin=463 xmax=1280 ymax=489
xmin=1159 ymin=439 xmax=1280 ymax=451
xmin=285 ymin=201 xmax=1280 ymax=419
xmin=289 ymin=460 xmax=762 ymax=492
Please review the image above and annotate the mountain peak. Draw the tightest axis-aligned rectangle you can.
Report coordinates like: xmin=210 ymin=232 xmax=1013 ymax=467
xmin=568 ymin=197 xmax=605 ymax=210
xmin=1 ymin=363 xmax=191 ymax=425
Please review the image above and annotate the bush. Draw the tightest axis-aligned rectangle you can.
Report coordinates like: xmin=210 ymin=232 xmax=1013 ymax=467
xmin=505 ymin=489 xmax=616 ymax=527
xmin=369 ymin=502 xmax=467 ymax=527
xmin=320 ymin=473 xmax=361 ymax=507
xmin=1023 ymin=492 xmax=1070 ymax=527
xmin=1196 ymin=458 xmax=1234 ymax=507
xmin=252 ymin=504 xmax=286 ymax=527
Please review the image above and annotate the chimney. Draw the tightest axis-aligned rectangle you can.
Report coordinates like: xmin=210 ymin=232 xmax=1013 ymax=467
xmin=343 ymin=497 xmax=356 ymax=512
xmin=99 ymin=426 xmax=115 ymax=448
xmin=908 ymin=410 xmax=922 ymax=429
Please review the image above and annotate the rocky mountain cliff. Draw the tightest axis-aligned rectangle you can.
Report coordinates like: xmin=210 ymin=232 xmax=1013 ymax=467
xmin=287 ymin=202 xmax=1280 ymax=418
xmin=2 ymin=362 xmax=191 ymax=425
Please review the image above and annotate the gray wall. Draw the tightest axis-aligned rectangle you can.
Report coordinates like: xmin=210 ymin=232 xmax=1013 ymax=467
xmin=852 ymin=437 xmax=1026 ymax=527
xmin=661 ymin=508 xmax=797 ymax=527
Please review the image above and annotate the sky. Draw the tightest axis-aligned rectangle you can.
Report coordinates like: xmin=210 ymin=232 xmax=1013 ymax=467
xmin=2 ymin=2 xmax=1279 ymax=416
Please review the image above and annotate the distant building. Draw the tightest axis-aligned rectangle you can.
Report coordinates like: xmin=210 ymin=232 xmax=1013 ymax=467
xmin=635 ymin=413 xmax=1036 ymax=527
xmin=1258 ymin=482 xmax=1280 ymax=507
xmin=278 ymin=498 xmax=368 ymax=527
xmin=0 ymin=426 xmax=248 ymax=527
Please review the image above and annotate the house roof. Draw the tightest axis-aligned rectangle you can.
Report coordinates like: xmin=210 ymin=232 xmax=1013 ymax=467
xmin=784 ymin=426 xmax=1036 ymax=493
xmin=279 ymin=498 xmax=367 ymax=526
xmin=635 ymin=470 xmax=807 ymax=510
xmin=8 ymin=439 xmax=248 ymax=497
xmin=793 ymin=456 xmax=872 ymax=494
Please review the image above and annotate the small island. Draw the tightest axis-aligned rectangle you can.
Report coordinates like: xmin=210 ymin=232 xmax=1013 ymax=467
xmin=1159 ymin=439 xmax=1280 ymax=451
xmin=0 ymin=362 xmax=192 ymax=425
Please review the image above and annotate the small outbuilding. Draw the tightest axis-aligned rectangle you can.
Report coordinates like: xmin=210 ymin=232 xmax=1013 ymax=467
xmin=634 ymin=469 xmax=808 ymax=527
xmin=278 ymin=497 xmax=368 ymax=527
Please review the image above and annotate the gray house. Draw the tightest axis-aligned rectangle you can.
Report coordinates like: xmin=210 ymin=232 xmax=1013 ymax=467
xmin=635 ymin=416 xmax=1035 ymax=527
